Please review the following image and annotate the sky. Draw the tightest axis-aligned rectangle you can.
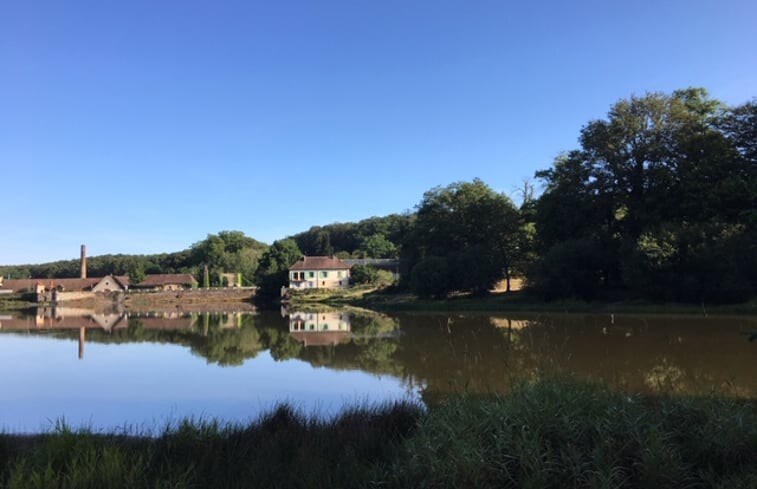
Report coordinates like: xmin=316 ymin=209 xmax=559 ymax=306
xmin=1 ymin=0 xmax=756 ymax=265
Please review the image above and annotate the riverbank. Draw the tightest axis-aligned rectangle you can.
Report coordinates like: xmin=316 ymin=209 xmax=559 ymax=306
xmin=289 ymin=288 xmax=757 ymax=315
xmin=1 ymin=379 xmax=755 ymax=488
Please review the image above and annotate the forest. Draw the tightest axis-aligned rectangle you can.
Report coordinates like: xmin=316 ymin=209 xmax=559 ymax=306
xmin=2 ymin=89 xmax=754 ymax=304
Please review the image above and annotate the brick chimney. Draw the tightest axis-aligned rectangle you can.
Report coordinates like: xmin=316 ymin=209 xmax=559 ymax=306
xmin=80 ymin=244 xmax=87 ymax=279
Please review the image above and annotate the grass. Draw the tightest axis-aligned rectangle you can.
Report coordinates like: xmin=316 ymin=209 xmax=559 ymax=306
xmin=283 ymin=282 xmax=757 ymax=315
xmin=0 ymin=402 xmax=421 ymax=489
xmin=287 ymin=285 xmax=380 ymax=307
xmin=389 ymin=380 xmax=757 ymax=488
xmin=1 ymin=379 xmax=756 ymax=488
xmin=352 ymin=289 xmax=757 ymax=315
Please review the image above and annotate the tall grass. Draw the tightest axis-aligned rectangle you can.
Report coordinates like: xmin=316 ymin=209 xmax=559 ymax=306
xmin=2 ymin=381 xmax=755 ymax=488
xmin=388 ymin=380 xmax=757 ymax=488
xmin=1 ymin=402 xmax=421 ymax=489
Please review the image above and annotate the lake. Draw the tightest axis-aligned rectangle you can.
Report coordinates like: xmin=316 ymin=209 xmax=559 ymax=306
xmin=0 ymin=307 xmax=755 ymax=433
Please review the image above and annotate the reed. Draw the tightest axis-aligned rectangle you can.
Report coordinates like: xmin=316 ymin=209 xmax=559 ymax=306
xmin=389 ymin=379 xmax=757 ymax=488
xmin=2 ymin=380 xmax=755 ymax=488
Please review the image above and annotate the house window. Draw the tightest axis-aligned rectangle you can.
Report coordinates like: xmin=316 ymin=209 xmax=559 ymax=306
xmin=308 ymin=271 xmax=315 ymax=278
xmin=337 ymin=271 xmax=344 ymax=278
xmin=320 ymin=271 xmax=328 ymax=278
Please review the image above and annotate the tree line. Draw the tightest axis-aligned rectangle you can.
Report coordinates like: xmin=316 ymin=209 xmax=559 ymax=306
xmin=3 ymin=88 xmax=754 ymax=303
xmin=0 ymin=231 xmax=268 ymax=288
xmin=256 ymin=88 xmax=755 ymax=303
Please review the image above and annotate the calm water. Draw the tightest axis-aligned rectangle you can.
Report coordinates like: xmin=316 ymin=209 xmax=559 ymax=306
xmin=0 ymin=307 xmax=755 ymax=432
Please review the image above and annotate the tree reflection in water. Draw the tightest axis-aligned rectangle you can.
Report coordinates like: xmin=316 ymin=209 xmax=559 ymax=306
xmin=2 ymin=309 xmax=755 ymax=398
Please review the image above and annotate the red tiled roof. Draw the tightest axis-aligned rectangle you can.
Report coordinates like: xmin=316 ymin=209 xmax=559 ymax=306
xmin=113 ymin=275 xmax=130 ymax=288
xmin=137 ymin=274 xmax=198 ymax=287
xmin=289 ymin=331 xmax=351 ymax=347
xmin=0 ymin=278 xmax=100 ymax=292
xmin=289 ymin=256 xmax=351 ymax=271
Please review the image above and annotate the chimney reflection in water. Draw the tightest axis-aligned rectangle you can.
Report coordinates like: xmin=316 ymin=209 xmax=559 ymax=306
xmin=78 ymin=327 xmax=85 ymax=359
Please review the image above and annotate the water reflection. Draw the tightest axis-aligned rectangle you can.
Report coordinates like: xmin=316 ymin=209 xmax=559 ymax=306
xmin=0 ymin=307 xmax=755 ymax=430
xmin=288 ymin=310 xmax=352 ymax=347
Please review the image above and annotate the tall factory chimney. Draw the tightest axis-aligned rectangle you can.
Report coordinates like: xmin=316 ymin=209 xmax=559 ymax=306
xmin=80 ymin=244 xmax=87 ymax=279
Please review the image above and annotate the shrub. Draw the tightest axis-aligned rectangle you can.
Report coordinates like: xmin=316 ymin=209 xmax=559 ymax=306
xmin=410 ymin=257 xmax=451 ymax=298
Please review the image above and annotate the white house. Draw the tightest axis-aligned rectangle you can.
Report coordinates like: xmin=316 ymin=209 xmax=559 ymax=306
xmin=288 ymin=256 xmax=351 ymax=289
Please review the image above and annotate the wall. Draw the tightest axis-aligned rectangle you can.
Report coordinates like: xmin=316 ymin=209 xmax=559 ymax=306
xmin=289 ymin=269 xmax=350 ymax=289
xmin=54 ymin=291 xmax=95 ymax=303
xmin=92 ymin=277 xmax=125 ymax=293
xmin=125 ymin=287 xmax=255 ymax=304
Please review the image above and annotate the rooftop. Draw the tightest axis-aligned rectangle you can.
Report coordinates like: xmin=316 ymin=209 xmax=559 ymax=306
xmin=289 ymin=256 xmax=351 ymax=271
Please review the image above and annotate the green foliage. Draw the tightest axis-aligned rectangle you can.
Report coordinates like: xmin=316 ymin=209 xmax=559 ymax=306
xmin=254 ymin=239 xmax=303 ymax=300
xmin=375 ymin=270 xmax=395 ymax=287
xmin=350 ymin=264 xmax=380 ymax=285
xmin=358 ymin=233 xmax=398 ymax=258
xmin=529 ymin=238 xmax=609 ymax=301
xmin=0 ymin=231 xmax=269 ymax=288
xmin=127 ymin=265 xmax=145 ymax=286
xmin=291 ymin=214 xmax=413 ymax=257
xmin=532 ymin=89 xmax=756 ymax=303
xmin=191 ymin=231 xmax=268 ymax=285
xmin=409 ymin=257 xmax=450 ymax=299
xmin=405 ymin=179 xmax=522 ymax=296
xmin=717 ymin=99 xmax=756 ymax=165
xmin=2 ymin=89 xmax=753 ymax=307
xmin=349 ymin=265 xmax=396 ymax=287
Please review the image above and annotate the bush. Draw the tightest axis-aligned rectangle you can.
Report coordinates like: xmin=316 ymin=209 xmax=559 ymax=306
xmin=448 ymin=246 xmax=502 ymax=296
xmin=410 ymin=257 xmax=451 ymax=298
xmin=350 ymin=265 xmax=380 ymax=285
xmin=529 ymin=238 xmax=609 ymax=301
xmin=351 ymin=265 xmax=395 ymax=287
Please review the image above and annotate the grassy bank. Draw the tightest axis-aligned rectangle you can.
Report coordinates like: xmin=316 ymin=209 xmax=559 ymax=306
xmin=285 ymin=285 xmax=381 ymax=308
xmin=2 ymin=380 xmax=756 ymax=488
xmin=289 ymin=287 xmax=757 ymax=315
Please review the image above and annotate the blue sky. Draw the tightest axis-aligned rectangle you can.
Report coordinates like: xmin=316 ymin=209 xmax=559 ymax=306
xmin=2 ymin=0 xmax=755 ymax=264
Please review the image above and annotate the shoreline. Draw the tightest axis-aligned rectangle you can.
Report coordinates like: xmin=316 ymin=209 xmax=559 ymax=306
xmin=1 ymin=379 xmax=754 ymax=488
xmin=287 ymin=288 xmax=757 ymax=315
xmin=0 ymin=288 xmax=257 ymax=314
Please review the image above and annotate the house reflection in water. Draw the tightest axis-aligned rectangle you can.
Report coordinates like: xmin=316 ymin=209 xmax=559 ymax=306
xmin=0 ymin=308 xmax=249 ymax=359
xmin=0 ymin=307 xmax=129 ymax=360
xmin=288 ymin=311 xmax=351 ymax=347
